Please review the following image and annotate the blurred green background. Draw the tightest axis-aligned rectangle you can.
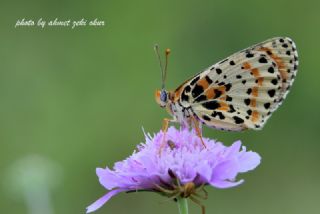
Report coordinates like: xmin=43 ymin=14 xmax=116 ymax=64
xmin=1 ymin=0 xmax=319 ymax=213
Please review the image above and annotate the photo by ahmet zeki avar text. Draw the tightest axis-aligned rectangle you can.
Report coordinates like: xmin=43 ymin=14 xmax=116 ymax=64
xmin=87 ymin=37 xmax=298 ymax=214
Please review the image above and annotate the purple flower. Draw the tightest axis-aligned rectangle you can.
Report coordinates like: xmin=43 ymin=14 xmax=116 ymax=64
xmin=87 ymin=127 xmax=261 ymax=213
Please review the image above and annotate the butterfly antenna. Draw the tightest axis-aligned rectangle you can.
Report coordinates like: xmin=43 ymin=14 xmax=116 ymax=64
xmin=164 ymin=48 xmax=171 ymax=89
xmin=154 ymin=44 xmax=165 ymax=89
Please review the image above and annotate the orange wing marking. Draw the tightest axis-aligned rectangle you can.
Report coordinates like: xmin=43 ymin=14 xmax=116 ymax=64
xmin=217 ymin=102 xmax=229 ymax=111
xmin=259 ymin=47 xmax=288 ymax=84
xmin=250 ymin=99 xmax=256 ymax=108
xmin=252 ymin=87 xmax=259 ymax=97
xmin=205 ymin=86 xmax=225 ymax=99
xmin=257 ymin=77 xmax=264 ymax=86
xmin=251 ymin=110 xmax=259 ymax=123
xmin=242 ymin=62 xmax=263 ymax=85
xmin=243 ymin=62 xmax=251 ymax=69
xmin=251 ymin=68 xmax=260 ymax=78
xmin=197 ymin=78 xmax=210 ymax=90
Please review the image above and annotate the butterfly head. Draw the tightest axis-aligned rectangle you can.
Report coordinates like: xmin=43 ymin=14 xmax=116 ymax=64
xmin=155 ymin=89 xmax=169 ymax=108
xmin=154 ymin=44 xmax=171 ymax=109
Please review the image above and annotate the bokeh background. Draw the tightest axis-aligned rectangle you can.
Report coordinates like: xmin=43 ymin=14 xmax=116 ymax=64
xmin=1 ymin=0 xmax=320 ymax=213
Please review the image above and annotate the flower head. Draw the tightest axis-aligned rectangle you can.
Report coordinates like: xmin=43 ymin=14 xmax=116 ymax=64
xmin=87 ymin=127 xmax=261 ymax=213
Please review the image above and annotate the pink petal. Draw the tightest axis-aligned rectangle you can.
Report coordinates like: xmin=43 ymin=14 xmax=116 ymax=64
xmin=86 ymin=189 xmax=127 ymax=213
xmin=225 ymin=140 xmax=242 ymax=158
xmin=212 ymin=160 xmax=239 ymax=180
xmin=96 ymin=168 xmax=120 ymax=190
xmin=210 ymin=179 xmax=244 ymax=189
xmin=238 ymin=151 xmax=261 ymax=172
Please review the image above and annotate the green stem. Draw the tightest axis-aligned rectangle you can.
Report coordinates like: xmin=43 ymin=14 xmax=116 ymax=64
xmin=177 ymin=197 xmax=188 ymax=214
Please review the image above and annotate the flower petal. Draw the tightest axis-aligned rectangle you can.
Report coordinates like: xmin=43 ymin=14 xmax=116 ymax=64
xmin=212 ymin=160 xmax=239 ymax=181
xmin=87 ymin=126 xmax=261 ymax=214
xmin=225 ymin=140 xmax=242 ymax=158
xmin=86 ymin=189 xmax=127 ymax=213
xmin=210 ymin=179 xmax=244 ymax=189
xmin=96 ymin=168 xmax=120 ymax=190
xmin=238 ymin=151 xmax=261 ymax=172
xmin=194 ymin=162 xmax=212 ymax=183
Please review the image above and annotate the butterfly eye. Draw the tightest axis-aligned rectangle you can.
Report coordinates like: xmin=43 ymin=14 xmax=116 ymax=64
xmin=160 ymin=90 xmax=167 ymax=103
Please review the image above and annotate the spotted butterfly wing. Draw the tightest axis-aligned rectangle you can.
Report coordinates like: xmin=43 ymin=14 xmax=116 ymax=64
xmin=178 ymin=37 xmax=298 ymax=131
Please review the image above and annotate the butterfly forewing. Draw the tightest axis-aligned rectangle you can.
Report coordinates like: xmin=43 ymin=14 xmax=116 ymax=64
xmin=178 ymin=37 xmax=298 ymax=131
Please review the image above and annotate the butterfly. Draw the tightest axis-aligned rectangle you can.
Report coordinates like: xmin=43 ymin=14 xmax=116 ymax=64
xmin=154 ymin=37 xmax=298 ymax=145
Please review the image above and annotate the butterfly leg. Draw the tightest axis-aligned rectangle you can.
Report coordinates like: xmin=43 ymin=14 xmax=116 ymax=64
xmin=191 ymin=116 xmax=207 ymax=148
xmin=159 ymin=118 xmax=176 ymax=155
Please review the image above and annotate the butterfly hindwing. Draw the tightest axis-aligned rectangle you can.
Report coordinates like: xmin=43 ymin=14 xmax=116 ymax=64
xmin=178 ymin=37 xmax=298 ymax=131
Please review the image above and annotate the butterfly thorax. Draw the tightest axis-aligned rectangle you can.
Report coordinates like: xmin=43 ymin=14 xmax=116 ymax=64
xmin=168 ymin=91 xmax=194 ymax=127
xmin=155 ymin=89 xmax=193 ymax=127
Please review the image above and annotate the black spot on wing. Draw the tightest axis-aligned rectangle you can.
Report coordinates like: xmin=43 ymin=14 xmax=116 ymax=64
xmin=228 ymin=105 xmax=236 ymax=113
xmin=194 ymin=95 xmax=207 ymax=102
xmin=259 ymin=57 xmax=268 ymax=63
xmin=244 ymin=98 xmax=250 ymax=106
xmin=233 ymin=116 xmax=244 ymax=124
xmin=190 ymin=76 xmax=200 ymax=86
xmin=264 ymin=103 xmax=271 ymax=109
xmin=202 ymin=100 xmax=220 ymax=110
xmin=212 ymin=111 xmax=225 ymax=120
xmin=271 ymin=79 xmax=278 ymax=85
xmin=202 ymin=115 xmax=211 ymax=121
xmin=205 ymin=75 xmax=213 ymax=84
xmin=219 ymin=58 xmax=228 ymax=64
xmin=192 ymin=84 xmax=204 ymax=98
xmin=225 ymin=83 xmax=232 ymax=91
xmin=184 ymin=85 xmax=191 ymax=93
xmin=181 ymin=85 xmax=191 ymax=102
xmin=268 ymin=89 xmax=276 ymax=97
xmin=181 ymin=92 xmax=189 ymax=102
xmin=246 ymin=52 xmax=254 ymax=58
xmin=226 ymin=96 xmax=232 ymax=102
xmin=214 ymin=89 xmax=222 ymax=99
